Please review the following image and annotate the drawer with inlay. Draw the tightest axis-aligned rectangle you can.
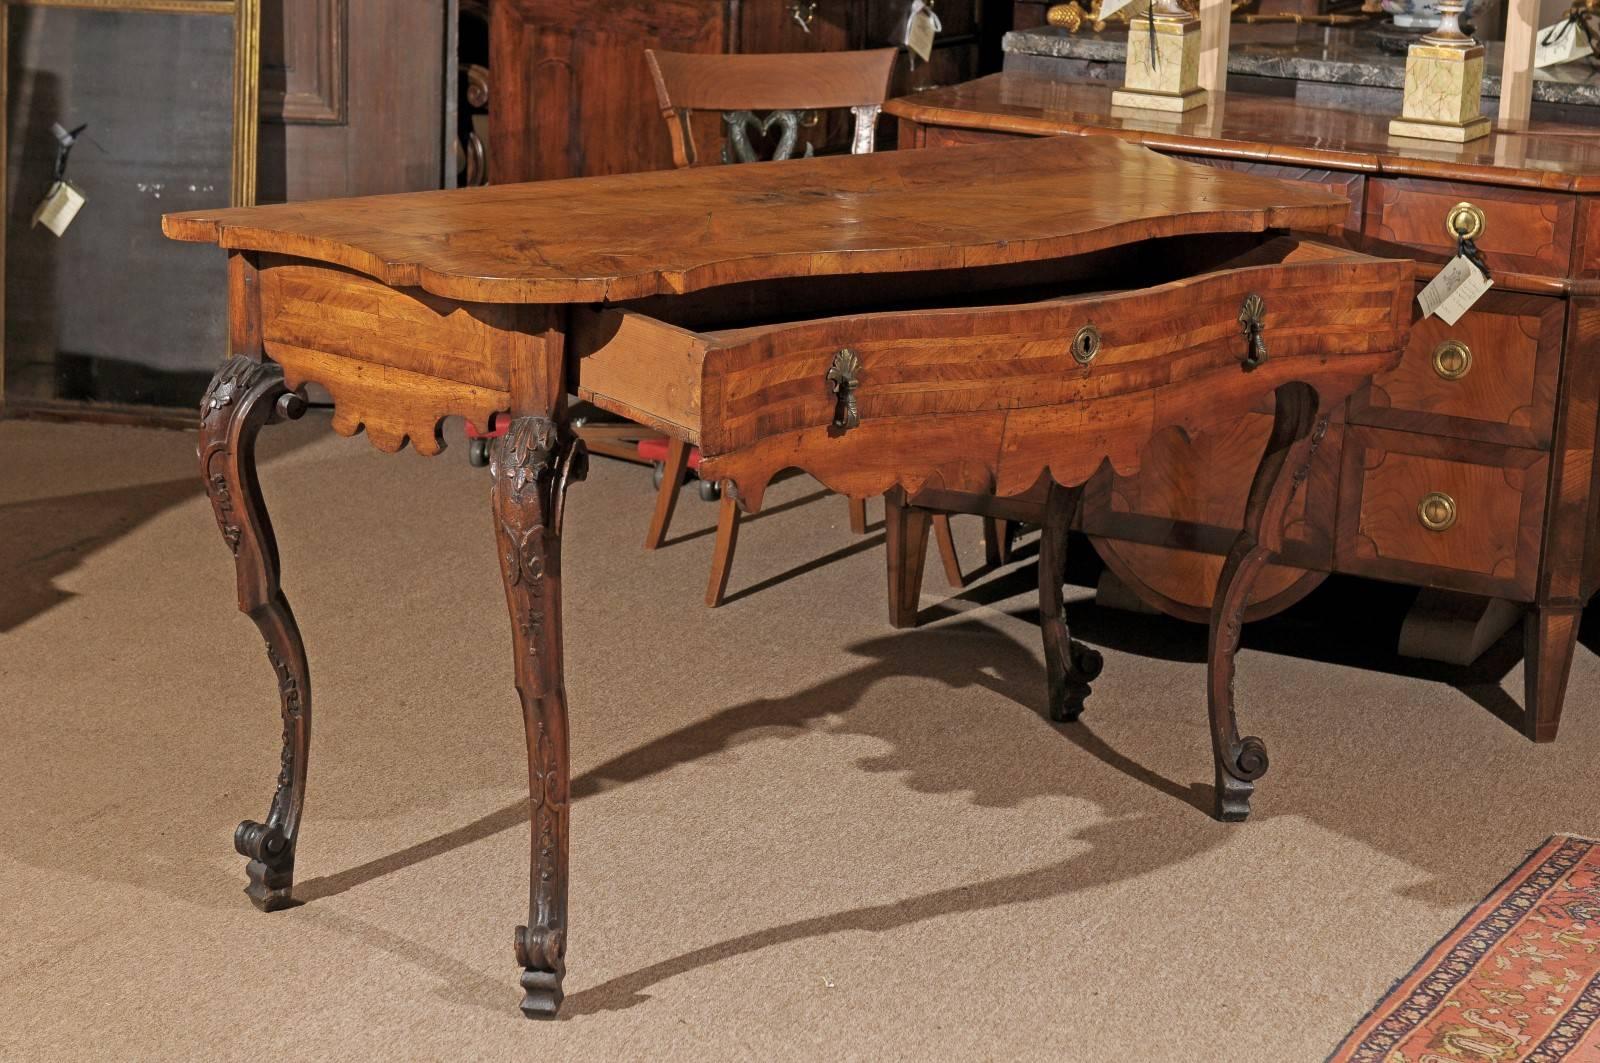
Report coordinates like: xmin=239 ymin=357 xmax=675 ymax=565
xmin=1363 ymin=177 xmax=1577 ymax=279
xmin=1349 ymin=290 xmax=1564 ymax=449
xmin=1336 ymin=425 xmax=1548 ymax=601
xmin=572 ymin=237 xmax=1410 ymax=510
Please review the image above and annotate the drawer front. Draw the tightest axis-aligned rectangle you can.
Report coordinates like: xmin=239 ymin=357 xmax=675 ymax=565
xmin=1349 ymin=289 xmax=1564 ymax=449
xmin=1336 ymin=426 xmax=1548 ymax=601
xmin=1364 ymin=177 xmax=1577 ymax=279
xmin=701 ymin=251 xmax=1405 ymax=453
xmin=1172 ymin=155 xmax=1364 ymax=233
xmin=688 ymin=245 xmax=1409 ymax=506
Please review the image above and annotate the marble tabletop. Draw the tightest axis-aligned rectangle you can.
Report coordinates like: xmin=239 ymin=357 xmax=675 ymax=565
xmin=1005 ymin=24 xmax=1600 ymax=106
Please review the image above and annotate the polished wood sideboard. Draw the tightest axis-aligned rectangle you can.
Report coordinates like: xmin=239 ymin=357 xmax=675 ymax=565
xmin=888 ymin=73 xmax=1600 ymax=743
xmin=488 ymin=0 xmax=998 ymax=182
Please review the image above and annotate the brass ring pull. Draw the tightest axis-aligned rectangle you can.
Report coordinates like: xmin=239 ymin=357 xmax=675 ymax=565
xmin=1432 ymin=339 xmax=1472 ymax=381
xmin=1418 ymin=491 xmax=1458 ymax=532
xmin=1445 ymin=201 xmax=1486 ymax=242
xmin=1072 ymin=324 xmax=1102 ymax=366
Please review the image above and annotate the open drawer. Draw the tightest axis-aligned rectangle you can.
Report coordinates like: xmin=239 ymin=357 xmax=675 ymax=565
xmin=572 ymin=236 xmax=1412 ymax=510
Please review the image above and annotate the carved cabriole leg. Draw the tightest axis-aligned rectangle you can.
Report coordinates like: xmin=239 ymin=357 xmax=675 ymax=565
xmin=1208 ymin=382 xmax=1326 ymax=822
xmin=1524 ymin=605 xmax=1581 ymax=742
xmin=490 ymin=415 xmax=588 ymax=1020
xmin=1039 ymin=482 xmax=1104 ymax=723
xmin=198 ymin=355 xmax=310 ymax=911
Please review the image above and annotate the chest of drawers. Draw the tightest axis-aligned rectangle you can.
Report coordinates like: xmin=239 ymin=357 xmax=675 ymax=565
xmin=887 ymin=72 xmax=1600 ymax=741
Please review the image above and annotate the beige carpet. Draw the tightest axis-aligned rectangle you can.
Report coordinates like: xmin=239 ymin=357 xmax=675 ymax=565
xmin=1 ymin=413 xmax=1596 ymax=1062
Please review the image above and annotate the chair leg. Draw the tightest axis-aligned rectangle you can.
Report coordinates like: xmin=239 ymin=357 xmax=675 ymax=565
xmin=848 ymin=496 xmax=868 ymax=535
xmin=885 ymin=487 xmax=931 ymax=628
xmin=984 ymin=517 xmax=1014 ymax=568
xmin=643 ymin=436 xmax=691 ymax=550
xmin=705 ymin=491 xmax=741 ymax=607
xmin=931 ymin=514 xmax=965 ymax=589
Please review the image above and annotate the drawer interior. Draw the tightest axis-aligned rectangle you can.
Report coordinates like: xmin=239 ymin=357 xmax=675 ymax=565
xmin=600 ymin=232 xmax=1308 ymax=335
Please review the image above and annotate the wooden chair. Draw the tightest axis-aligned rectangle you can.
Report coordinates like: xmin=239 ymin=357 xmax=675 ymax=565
xmin=641 ymin=47 xmax=968 ymax=606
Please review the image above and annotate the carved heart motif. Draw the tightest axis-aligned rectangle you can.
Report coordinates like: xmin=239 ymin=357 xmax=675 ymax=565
xmin=722 ymin=109 xmax=814 ymax=164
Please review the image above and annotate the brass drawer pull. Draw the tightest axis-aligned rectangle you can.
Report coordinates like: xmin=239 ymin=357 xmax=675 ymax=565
xmin=826 ymin=347 xmax=861 ymax=431
xmin=1418 ymin=491 xmax=1458 ymax=532
xmin=1446 ymin=201 xmax=1486 ymax=242
xmin=1072 ymin=324 xmax=1102 ymax=366
xmin=1432 ymin=339 xmax=1472 ymax=381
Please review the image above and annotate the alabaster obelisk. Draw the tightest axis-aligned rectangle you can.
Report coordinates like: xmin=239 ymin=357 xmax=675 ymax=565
xmin=1389 ymin=0 xmax=1492 ymax=142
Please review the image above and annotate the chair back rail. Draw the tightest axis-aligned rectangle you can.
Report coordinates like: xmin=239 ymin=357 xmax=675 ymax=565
xmin=644 ymin=48 xmax=897 ymax=167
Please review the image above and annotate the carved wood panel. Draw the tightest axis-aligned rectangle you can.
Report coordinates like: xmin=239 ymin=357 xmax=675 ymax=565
xmin=261 ymin=0 xmax=347 ymax=124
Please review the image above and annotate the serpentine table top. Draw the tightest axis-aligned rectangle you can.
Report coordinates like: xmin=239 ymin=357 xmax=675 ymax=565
xmin=164 ymin=135 xmax=1411 ymax=1018
xmin=163 ymin=135 xmax=1349 ymax=302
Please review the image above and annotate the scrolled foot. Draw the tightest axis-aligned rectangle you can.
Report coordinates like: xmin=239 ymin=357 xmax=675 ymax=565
xmin=1048 ymin=640 xmax=1106 ymax=722
xmin=515 ymin=925 xmax=566 ymax=1020
xmin=1071 ymin=642 xmax=1104 ymax=682
xmin=234 ymin=819 xmax=295 ymax=911
xmin=1213 ymin=736 xmax=1269 ymax=822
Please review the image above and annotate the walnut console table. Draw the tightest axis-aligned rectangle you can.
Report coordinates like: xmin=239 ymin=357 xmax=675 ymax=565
xmin=163 ymin=136 xmax=1409 ymax=1017
xmin=888 ymin=73 xmax=1600 ymax=742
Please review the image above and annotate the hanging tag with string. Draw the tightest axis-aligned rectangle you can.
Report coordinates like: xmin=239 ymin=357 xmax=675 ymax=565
xmin=32 ymin=122 xmax=88 ymax=237
xmin=1418 ymin=226 xmax=1493 ymax=325
xmin=903 ymin=0 xmax=941 ymax=65
xmin=1536 ymin=3 xmax=1597 ymax=67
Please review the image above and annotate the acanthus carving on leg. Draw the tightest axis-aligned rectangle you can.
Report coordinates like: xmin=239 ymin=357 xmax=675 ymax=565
xmin=1207 ymin=382 xmax=1324 ymax=822
xmin=198 ymin=355 xmax=311 ymax=910
xmin=1039 ymin=481 xmax=1102 ymax=722
xmin=490 ymin=414 xmax=587 ymax=1020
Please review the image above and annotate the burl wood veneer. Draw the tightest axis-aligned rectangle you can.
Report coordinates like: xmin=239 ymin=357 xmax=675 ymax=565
xmin=888 ymin=72 xmax=1600 ymax=742
xmin=165 ymin=135 xmax=1409 ymax=1016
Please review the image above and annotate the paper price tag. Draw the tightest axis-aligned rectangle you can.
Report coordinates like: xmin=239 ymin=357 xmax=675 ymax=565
xmin=1536 ymin=20 xmax=1591 ymax=68
xmin=904 ymin=0 xmax=941 ymax=62
xmin=1417 ymin=255 xmax=1493 ymax=325
xmin=31 ymin=180 xmax=85 ymax=237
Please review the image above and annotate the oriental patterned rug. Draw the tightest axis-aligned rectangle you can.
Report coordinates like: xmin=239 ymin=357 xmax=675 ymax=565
xmin=1331 ymin=835 xmax=1600 ymax=1062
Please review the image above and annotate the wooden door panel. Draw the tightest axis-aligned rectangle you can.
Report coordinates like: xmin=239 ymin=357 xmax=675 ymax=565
xmin=489 ymin=0 xmax=727 ymax=181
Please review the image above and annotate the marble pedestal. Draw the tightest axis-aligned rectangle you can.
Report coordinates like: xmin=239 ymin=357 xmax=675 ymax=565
xmin=1111 ymin=18 xmax=1207 ymax=112
xmin=1388 ymin=42 xmax=1492 ymax=142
